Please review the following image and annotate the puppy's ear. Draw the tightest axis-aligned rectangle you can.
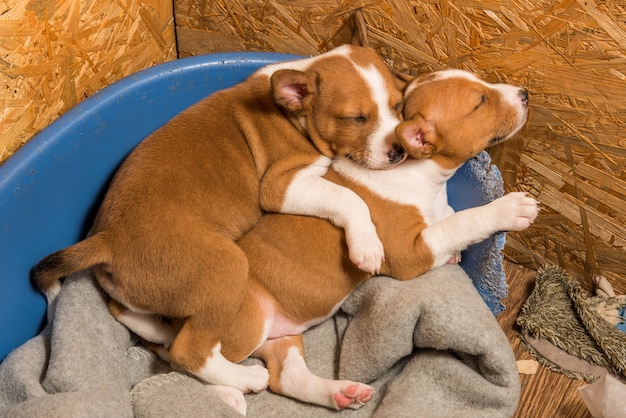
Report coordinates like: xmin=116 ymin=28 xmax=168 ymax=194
xmin=392 ymin=70 xmax=414 ymax=91
xmin=271 ymin=69 xmax=318 ymax=113
xmin=395 ymin=117 xmax=436 ymax=159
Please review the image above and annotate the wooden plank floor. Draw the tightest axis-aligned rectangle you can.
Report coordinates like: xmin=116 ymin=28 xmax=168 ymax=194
xmin=498 ymin=262 xmax=593 ymax=418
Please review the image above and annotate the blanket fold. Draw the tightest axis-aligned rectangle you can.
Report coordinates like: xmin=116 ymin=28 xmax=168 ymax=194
xmin=0 ymin=265 xmax=520 ymax=417
xmin=339 ymin=266 xmax=520 ymax=417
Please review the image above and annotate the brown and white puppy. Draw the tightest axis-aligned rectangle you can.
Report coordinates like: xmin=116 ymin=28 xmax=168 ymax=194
xmin=35 ymin=68 xmax=538 ymax=414
xmin=52 ymin=69 xmax=535 ymax=415
xmin=220 ymin=70 xmax=535 ymax=412
xmin=32 ymin=45 xmax=405 ymax=392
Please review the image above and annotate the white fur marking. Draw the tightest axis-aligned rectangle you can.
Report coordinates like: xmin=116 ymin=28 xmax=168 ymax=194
xmin=210 ymin=385 xmax=248 ymax=415
xmin=279 ymin=346 xmax=339 ymax=407
xmin=194 ymin=344 xmax=269 ymax=393
xmin=421 ymin=192 xmax=539 ymax=266
xmin=114 ymin=309 xmax=176 ymax=347
xmin=44 ymin=280 xmax=62 ymax=323
xmin=353 ymin=63 xmax=402 ymax=168
xmin=278 ymin=346 xmax=373 ymax=409
xmin=281 ymin=156 xmax=384 ymax=274
xmin=256 ymin=44 xmax=352 ymax=78
xmin=333 ymin=157 xmax=456 ymax=226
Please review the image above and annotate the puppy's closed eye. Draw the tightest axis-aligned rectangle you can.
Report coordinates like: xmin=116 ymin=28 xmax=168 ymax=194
xmin=473 ymin=94 xmax=487 ymax=111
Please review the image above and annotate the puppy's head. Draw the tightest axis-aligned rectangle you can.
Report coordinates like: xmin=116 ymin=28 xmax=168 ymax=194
xmin=269 ymin=45 xmax=406 ymax=169
xmin=396 ymin=69 xmax=528 ymax=169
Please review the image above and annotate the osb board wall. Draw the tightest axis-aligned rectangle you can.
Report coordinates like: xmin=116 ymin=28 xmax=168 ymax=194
xmin=174 ymin=0 xmax=625 ymax=289
xmin=0 ymin=0 xmax=177 ymax=164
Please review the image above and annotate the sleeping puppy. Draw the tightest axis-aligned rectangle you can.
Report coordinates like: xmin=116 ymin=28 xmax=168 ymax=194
xmin=32 ymin=45 xmax=406 ymax=395
xmin=43 ymin=69 xmax=535 ymax=415
xmin=229 ymin=70 xmax=536 ymax=412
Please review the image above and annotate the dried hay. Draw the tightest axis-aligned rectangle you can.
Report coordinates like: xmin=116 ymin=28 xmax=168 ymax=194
xmin=0 ymin=0 xmax=177 ymax=164
xmin=174 ymin=0 xmax=625 ymax=290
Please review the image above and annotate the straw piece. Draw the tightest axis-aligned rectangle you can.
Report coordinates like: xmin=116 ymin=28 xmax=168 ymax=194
xmin=575 ymin=163 xmax=626 ymax=197
xmin=520 ymin=154 xmax=565 ymax=189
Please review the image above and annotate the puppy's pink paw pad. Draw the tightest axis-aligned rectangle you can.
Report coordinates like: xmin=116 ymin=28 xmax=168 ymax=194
xmin=334 ymin=392 xmax=355 ymax=409
xmin=358 ymin=388 xmax=373 ymax=403
xmin=333 ymin=383 xmax=374 ymax=410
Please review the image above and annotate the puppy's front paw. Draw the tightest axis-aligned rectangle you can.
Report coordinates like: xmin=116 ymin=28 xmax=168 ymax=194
xmin=492 ymin=192 xmax=539 ymax=231
xmin=345 ymin=225 xmax=384 ymax=274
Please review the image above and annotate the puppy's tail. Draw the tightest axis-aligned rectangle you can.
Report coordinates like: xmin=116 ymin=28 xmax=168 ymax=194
xmin=32 ymin=233 xmax=112 ymax=321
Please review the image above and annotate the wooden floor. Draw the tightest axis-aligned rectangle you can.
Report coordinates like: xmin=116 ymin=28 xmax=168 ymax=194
xmin=498 ymin=262 xmax=592 ymax=418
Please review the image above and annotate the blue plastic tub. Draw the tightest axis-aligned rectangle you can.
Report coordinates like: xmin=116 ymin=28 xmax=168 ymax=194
xmin=0 ymin=52 xmax=507 ymax=361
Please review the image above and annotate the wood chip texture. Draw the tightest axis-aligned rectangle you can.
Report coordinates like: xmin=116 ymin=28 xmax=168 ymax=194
xmin=0 ymin=0 xmax=177 ymax=163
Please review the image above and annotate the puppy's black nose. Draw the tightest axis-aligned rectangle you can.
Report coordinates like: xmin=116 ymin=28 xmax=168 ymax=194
xmin=520 ymin=89 xmax=529 ymax=106
xmin=387 ymin=146 xmax=406 ymax=164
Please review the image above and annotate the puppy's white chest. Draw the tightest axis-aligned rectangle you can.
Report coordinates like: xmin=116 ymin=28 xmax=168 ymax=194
xmin=333 ymin=159 xmax=455 ymax=225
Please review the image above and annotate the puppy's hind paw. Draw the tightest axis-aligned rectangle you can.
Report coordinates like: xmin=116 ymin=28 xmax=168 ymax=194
xmin=446 ymin=252 xmax=462 ymax=264
xmin=333 ymin=383 xmax=374 ymax=410
xmin=238 ymin=364 xmax=269 ymax=394
xmin=210 ymin=385 xmax=248 ymax=416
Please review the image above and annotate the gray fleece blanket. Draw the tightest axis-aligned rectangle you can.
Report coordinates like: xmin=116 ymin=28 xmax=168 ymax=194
xmin=0 ymin=265 xmax=520 ymax=417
